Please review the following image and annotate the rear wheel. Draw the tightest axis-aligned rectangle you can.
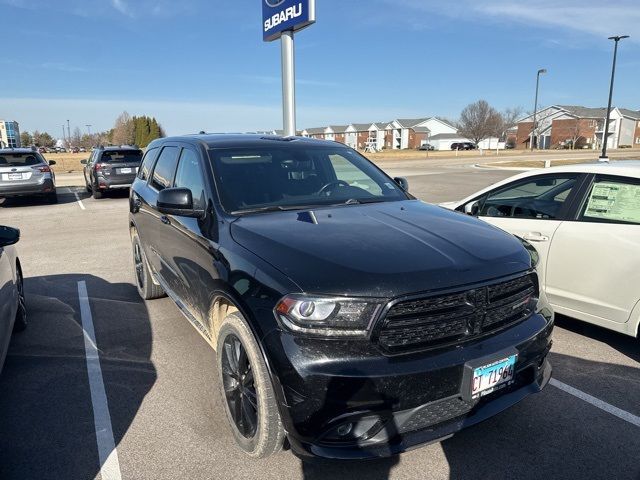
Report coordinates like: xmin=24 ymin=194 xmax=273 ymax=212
xmin=92 ymin=187 xmax=103 ymax=199
xmin=131 ymin=229 xmax=165 ymax=300
xmin=216 ymin=312 xmax=285 ymax=458
xmin=13 ymin=266 xmax=27 ymax=332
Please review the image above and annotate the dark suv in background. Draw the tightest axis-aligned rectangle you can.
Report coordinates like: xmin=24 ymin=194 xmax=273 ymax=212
xmin=451 ymin=142 xmax=477 ymax=151
xmin=129 ymin=134 xmax=553 ymax=459
xmin=82 ymin=145 xmax=143 ymax=199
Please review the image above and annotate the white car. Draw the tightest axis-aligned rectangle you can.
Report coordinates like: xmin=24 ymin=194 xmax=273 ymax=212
xmin=441 ymin=162 xmax=640 ymax=337
xmin=0 ymin=225 xmax=26 ymax=374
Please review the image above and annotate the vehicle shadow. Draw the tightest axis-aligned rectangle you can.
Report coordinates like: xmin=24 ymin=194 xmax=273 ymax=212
xmin=0 ymin=273 xmax=156 ymax=480
xmin=300 ymin=373 xmax=400 ymax=480
xmin=554 ymin=313 xmax=640 ymax=363
xmin=0 ymin=189 xmax=88 ymax=208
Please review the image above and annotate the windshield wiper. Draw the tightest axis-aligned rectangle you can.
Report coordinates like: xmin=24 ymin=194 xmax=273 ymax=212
xmin=231 ymin=205 xmax=310 ymax=215
xmin=339 ymin=198 xmax=389 ymax=205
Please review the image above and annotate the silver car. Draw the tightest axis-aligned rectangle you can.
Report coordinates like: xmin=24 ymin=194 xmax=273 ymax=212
xmin=0 ymin=148 xmax=57 ymax=203
xmin=0 ymin=226 xmax=26 ymax=375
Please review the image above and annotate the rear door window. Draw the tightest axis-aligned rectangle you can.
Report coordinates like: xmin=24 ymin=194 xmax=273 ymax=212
xmin=151 ymin=146 xmax=180 ymax=191
xmin=580 ymin=176 xmax=640 ymax=225
xmin=138 ymin=147 xmax=159 ymax=181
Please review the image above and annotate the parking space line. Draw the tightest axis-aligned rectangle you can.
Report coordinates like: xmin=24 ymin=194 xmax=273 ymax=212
xmin=550 ymin=378 xmax=640 ymax=428
xmin=78 ymin=281 xmax=123 ymax=480
xmin=74 ymin=192 xmax=86 ymax=210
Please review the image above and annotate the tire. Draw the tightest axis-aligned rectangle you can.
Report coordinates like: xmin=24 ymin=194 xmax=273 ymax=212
xmin=216 ymin=312 xmax=285 ymax=458
xmin=92 ymin=187 xmax=103 ymax=199
xmin=131 ymin=229 xmax=165 ymax=300
xmin=13 ymin=266 xmax=27 ymax=332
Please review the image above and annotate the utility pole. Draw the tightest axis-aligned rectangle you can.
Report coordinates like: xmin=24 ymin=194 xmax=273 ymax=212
xmin=66 ymin=119 xmax=71 ymax=146
xmin=530 ymin=68 xmax=547 ymax=151
xmin=599 ymin=35 xmax=629 ymax=162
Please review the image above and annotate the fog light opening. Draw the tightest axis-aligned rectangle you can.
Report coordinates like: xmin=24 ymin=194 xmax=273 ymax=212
xmin=336 ymin=423 xmax=353 ymax=437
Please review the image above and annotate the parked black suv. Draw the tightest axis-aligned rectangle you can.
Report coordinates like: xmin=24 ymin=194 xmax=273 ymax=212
xmin=129 ymin=134 xmax=553 ymax=459
xmin=82 ymin=145 xmax=143 ymax=198
xmin=451 ymin=142 xmax=477 ymax=150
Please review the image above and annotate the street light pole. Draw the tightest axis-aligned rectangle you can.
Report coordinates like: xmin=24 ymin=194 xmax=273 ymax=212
xmin=281 ymin=30 xmax=296 ymax=137
xmin=86 ymin=124 xmax=92 ymax=135
xmin=599 ymin=35 xmax=629 ymax=162
xmin=530 ymin=68 xmax=547 ymax=151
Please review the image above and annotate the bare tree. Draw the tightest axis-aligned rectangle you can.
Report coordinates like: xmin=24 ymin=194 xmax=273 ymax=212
xmin=490 ymin=107 xmax=524 ymax=152
xmin=111 ymin=111 xmax=135 ymax=146
xmin=71 ymin=127 xmax=82 ymax=147
xmin=457 ymin=100 xmax=503 ymax=147
xmin=568 ymin=120 xmax=585 ymax=149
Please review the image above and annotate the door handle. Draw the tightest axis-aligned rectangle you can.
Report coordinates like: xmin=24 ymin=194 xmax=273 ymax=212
xmin=523 ymin=232 xmax=549 ymax=242
xmin=160 ymin=215 xmax=171 ymax=225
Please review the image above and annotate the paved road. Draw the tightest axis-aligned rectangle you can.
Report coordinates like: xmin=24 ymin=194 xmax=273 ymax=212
xmin=1 ymin=160 xmax=638 ymax=480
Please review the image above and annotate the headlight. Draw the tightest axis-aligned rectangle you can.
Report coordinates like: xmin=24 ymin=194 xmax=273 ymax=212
xmin=274 ymin=294 xmax=384 ymax=337
xmin=516 ymin=236 xmax=540 ymax=268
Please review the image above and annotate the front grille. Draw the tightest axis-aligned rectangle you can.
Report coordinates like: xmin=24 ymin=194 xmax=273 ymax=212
xmin=377 ymin=273 xmax=537 ymax=353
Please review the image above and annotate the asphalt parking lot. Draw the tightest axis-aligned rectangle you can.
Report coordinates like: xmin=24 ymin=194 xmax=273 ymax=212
xmin=1 ymin=161 xmax=639 ymax=480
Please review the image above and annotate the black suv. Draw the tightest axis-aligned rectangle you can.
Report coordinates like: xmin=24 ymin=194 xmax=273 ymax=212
xmin=82 ymin=146 xmax=143 ymax=198
xmin=451 ymin=142 xmax=477 ymax=150
xmin=129 ymin=135 xmax=553 ymax=459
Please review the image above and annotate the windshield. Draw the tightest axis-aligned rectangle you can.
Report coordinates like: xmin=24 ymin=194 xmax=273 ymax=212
xmin=101 ymin=150 xmax=143 ymax=163
xmin=208 ymin=144 xmax=408 ymax=213
xmin=0 ymin=153 xmax=45 ymax=167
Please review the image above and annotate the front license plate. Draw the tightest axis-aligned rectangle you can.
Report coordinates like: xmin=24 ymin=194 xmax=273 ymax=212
xmin=118 ymin=167 xmax=132 ymax=174
xmin=471 ymin=355 xmax=517 ymax=399
xmin=7 ymin=173 xmax=23 ymax=180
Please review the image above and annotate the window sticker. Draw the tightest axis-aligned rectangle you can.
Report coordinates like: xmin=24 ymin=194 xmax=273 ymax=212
xmin=584 ymin=181 xmax=640 ymax=224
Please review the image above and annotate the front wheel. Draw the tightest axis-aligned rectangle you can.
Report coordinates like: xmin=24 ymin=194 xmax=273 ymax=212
xmin=216 ymin=313 xmax=285 ymax=458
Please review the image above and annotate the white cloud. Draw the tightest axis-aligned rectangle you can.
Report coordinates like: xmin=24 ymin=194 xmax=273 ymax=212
xmin=111 ymin=0 xmax=133 ymax=17
xmin=384 ymin=0 xmax=639 ymax=43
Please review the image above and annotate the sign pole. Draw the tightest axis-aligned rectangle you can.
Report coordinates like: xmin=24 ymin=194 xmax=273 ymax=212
xmin=281 ymin=30 xmax=296 ymax=137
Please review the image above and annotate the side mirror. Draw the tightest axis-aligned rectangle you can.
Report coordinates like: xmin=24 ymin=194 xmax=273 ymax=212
xmin=80 ymin=159 xmax=87 ymax=164
xmin=157 ymin=187 xmax=205 ymax=218
xmin=393 ymin=176 xmax=409 ymax=191
xmin=0 ymin=226 xmax=20 ymax=247
xmin=48 ymin=160 xmax=56 ymax=166
xmin=464 ymin=201 xmax=480 ymax=216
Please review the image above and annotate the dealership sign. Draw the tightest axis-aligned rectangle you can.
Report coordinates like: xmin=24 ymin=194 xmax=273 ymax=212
xmin=262 ymin=0 xmax=316 ymax=42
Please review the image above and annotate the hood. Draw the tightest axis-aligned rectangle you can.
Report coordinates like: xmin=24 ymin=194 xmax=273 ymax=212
xmin=230 ymin=200 xmax=531 ymax=298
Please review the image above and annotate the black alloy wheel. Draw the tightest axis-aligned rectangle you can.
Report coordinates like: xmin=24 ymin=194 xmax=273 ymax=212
xmin=221 ymin=334 xmax=258 ymax=439
xmin=14 ymin=267 xmax=27 ymax=331
xmin=133 ymin=241 xmax=145 ymax=290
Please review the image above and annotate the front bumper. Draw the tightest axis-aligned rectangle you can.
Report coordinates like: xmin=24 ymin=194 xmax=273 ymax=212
xmin=262 ymin=310 xmax=553 ymax=459
xmin=0 ymin=178 xmax=55 ymax=197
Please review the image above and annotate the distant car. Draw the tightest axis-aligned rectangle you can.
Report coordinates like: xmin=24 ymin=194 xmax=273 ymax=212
xmin=37 ymin=147 xmax=46 ymax=154
xmin=71 ymin=147 xmax=80 ymax=154
xmin=56 ymin=147 xmax=67 ymax=153
xmin=82 ymin=145 xmax=144 ymax=199
xmin=0 ymin=225 xmax=26 ymax=375
xmin=418 ymin=143 xmax=435 ymax=151
xmin=0 ymin=148 xmax=57 ymax=203
xmin=79 ymin=147 xmax=87 ymax=153
xmin=441 ymin=161 xmax=640 ymax=337
xmin=451 ymin=142 xmax=476 ymax=151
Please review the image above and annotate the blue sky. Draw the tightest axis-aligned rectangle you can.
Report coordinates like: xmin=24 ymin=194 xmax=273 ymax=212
xmin=1 ymin=0 xmax=639 ymax=137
